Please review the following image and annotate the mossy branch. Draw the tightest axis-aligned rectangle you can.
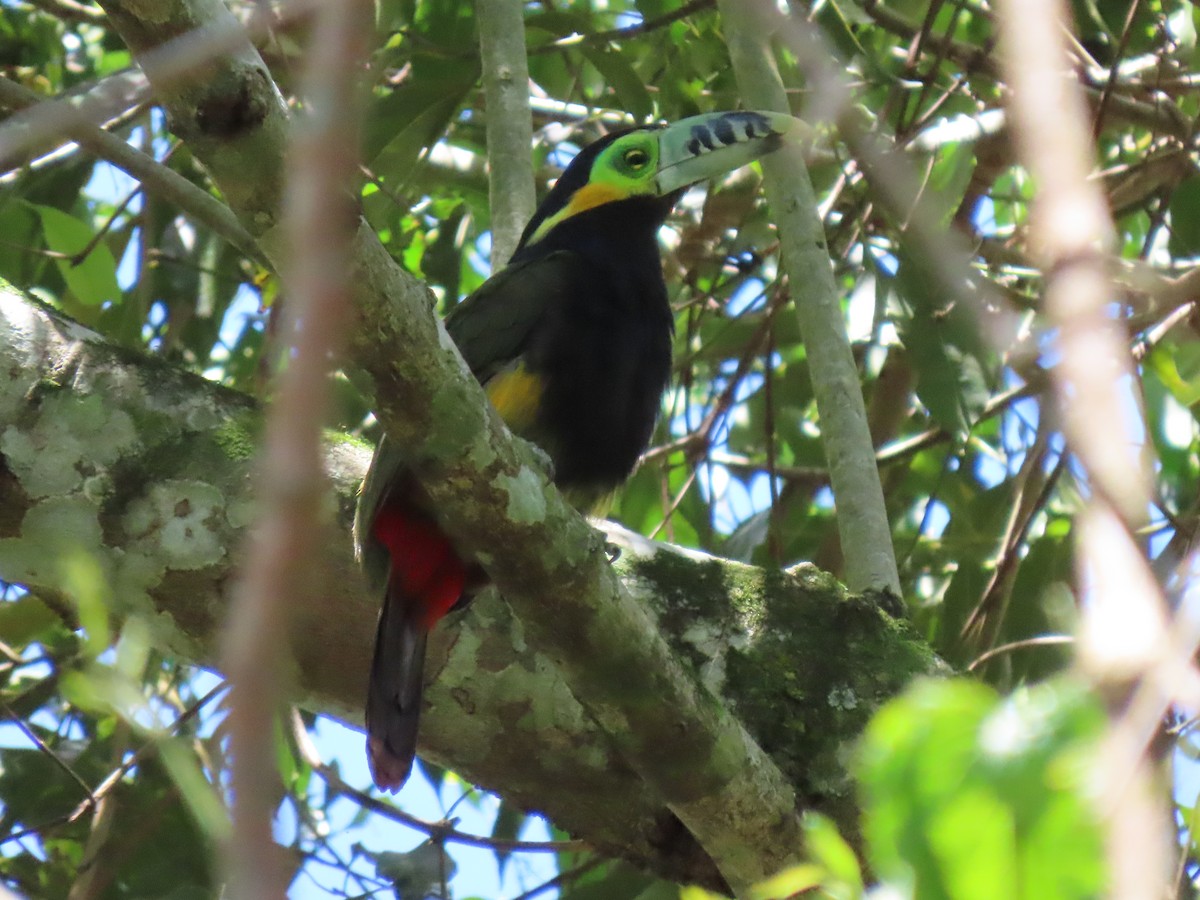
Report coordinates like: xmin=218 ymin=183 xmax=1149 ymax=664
xmin=0 ymin=283 xmax=942 ymax=887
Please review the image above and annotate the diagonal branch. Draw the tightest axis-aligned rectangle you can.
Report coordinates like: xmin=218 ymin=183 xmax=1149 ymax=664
xmin=0 ymin=76 xmax=259 ymax=261
xmin=0 ymin=282 xmax=939 ymax=887
xmin=94 ymin=0 xmax=810 ymax=889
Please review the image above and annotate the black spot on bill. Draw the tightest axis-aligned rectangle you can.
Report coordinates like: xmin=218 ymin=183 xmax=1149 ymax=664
xmin=712 ymin=116 xmax=737 ymax=146
xmin=690 ymin=125 xmax=717 ymax=153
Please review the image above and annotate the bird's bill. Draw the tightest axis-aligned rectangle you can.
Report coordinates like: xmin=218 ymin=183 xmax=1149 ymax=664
xmin=654 ymin=110 xmax=803 ymax=195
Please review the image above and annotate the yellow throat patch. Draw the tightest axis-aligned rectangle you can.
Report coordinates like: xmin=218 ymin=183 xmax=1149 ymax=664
xmin=527 ymin=181 xmax=628 ymax=246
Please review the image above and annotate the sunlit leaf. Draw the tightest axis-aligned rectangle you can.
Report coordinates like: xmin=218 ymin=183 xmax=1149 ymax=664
xmin=32 ymin=203 xmax=121 ymax=308
xmin=860 ymin=678 xmax=1105 ymax=900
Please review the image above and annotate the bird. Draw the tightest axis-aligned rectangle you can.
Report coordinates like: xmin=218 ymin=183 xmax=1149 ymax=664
xmin=355 ymin=109 xmax=797 ymax=790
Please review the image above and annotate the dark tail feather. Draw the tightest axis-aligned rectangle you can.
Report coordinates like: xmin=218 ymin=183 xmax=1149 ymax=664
xmin=366 ymin=584 xmax=428 ymax=791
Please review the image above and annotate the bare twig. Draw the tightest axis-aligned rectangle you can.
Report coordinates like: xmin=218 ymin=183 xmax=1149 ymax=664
xmin=0 ymin=681 xmax=226 ymax=851
xmin=221 ymin=1 xmax=370 ymax=896
xmin=25 ymin=0 xmax=104 ymax=22
xmin=995 ymin=2 xmax=1168 ymax=897
xmin=287 ymin=710 xmax=586 ymax=854
xmin=1000 ymin=2 xmax=1153 ymax=525
xmin=960 ymin=427 xmax=1063 ymax=650
xmin=0 ymin=701 xmax=96 ymax=805
xmin=510 ymin=857 xmax=607 ymax=900
xmin=528 ymin=0 xmax=715 ymax=54
xmin=967 ymin=635 xmax=1076 ymax=672
xmin=0 ymin=76 xmax=260 ymax=261
xmin=1091 ymin=0 xmax=1146 ymax=139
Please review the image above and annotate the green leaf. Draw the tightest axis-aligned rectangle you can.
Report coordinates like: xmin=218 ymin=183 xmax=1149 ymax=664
xmin=562 ymin=861 xmax=657 ymax=899
xmin=0 ymin=592 xmax=58 ymax=646
xmin=1147 ymin=342 xmax=1200 ymax=408
xmin=490 ymin=800 xmax=525 ymax=872
xmin=158 ymin=735 xmax=232 ymax=842
xmin=361 ymin=55 xmax=478 ymax=219
xmin=813 ymin=0 xmax=872 ymax=60
xmin=723 ymin=508 xmax=770 ymax=562
xmin=859 ymin=678 xmax=1105 ymax=900
xmin=373 ymin=842 xmax=457 ymax=896
xmin=928 ymin=143 xmax=977 ymax=226
xmin=747 ymin=864 xmax=827 ymax=900
xmin=1169 ymin=176 xmax=1200 ymax=256
xmin=581 ymin=45 xmax=654 ymax=121
xmin=32 ymin=203 xmax=121 ymax=308
xmin=890 ymin=248 xmax=992 ymax=435
xmin=0 ymin=201 xmax=42 ymax=286
xmin=59 ymin=549 xmax=110 ymax=659
xmin=803 ymin=812 xmax=863 ymax=893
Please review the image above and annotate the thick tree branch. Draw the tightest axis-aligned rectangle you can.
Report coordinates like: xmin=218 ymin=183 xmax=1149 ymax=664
xmin=94 ymin=0 xmax=294 ymax=250
xmin=0 ymin=284 xmax=941 ymax=888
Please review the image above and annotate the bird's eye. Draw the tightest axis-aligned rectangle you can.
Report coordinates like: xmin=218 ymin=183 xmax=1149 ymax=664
xmin=623 ymin=148 xmax=650 ymax=169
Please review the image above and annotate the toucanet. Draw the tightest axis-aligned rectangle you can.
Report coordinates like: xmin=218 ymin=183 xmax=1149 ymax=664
xmin=355 ymin=110 xmax=797 ymax=790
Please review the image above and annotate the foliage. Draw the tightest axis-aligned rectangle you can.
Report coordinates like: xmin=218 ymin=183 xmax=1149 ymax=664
xmin=0 ymin=0 xmax=1198 ymax=896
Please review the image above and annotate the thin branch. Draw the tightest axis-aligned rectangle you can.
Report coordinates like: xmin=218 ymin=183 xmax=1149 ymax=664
xmin=720 ymin=0 xmax=901 ymax=595
xmin=476 ymin=0 xmax=537 ymax=268
xmin=1091 ymin=0 xmax=1146 ymax=139
xmin=510 ymin=857 xmax=607 ymax=900
xmin=7 ymin=0 xmax=317 ymax=173
xmin=0 ymin=701 xmax=96 ymax=805
xmin=221 ymin=1 xmax=370 ymax=895
xmin=960 ymin=429 xmax=1065 ymax=651
xmin=648 ymin=466 xmax=699 ymax=540
xmin=69 ymin=183 xmax=141 ymax=268
xmin=967 ymin=635 xmax=1075 ymax=672
xmin=0 ymin=76 xmax=260 ymax=262
xmin=0 ymin=681 xmax=226 ymax=850
xmin=996 ymin=2 xmax=1169 ymax=897
xmin=0 ymin=80 xmax=147 ymax=185
xmin=288 ymin=710 xmax=586 ymax=855
xmin=998 ymin=0 xmax=1153 ymax=528
xmin=25 ymin=0 xmax=104 ymax=22
xmin=528 ymin=0 xmax=715 ymax=54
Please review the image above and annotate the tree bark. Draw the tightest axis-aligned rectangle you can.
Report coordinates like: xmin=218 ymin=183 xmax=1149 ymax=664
xmin=90 ymin=0 xmax=819 ymax=890
xmin=0 ymin=283 xmax=942 ymax=887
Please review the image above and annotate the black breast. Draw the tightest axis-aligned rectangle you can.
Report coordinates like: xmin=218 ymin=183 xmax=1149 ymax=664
xmin=512 ymin=197 xmax=676 ymax=492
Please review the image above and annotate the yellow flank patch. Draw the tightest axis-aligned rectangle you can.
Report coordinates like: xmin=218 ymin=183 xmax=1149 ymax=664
xmin=486 ymin=365 xmax=543 ymax=432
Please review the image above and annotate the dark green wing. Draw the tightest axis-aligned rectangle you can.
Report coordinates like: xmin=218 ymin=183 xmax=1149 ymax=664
xmin=358 ymin=250 xmax=583 ymax=565
xmin=445 ymin=250 xmax=581 ymax=383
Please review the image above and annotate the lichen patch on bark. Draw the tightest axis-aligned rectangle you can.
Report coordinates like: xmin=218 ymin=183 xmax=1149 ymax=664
xmin=1 ymin=391 xmax=138 ymax=499
xmin=499 ymin=466 xmax=547 ymax=524
xmin=123 ymin=479 xmax=228 ymax=571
